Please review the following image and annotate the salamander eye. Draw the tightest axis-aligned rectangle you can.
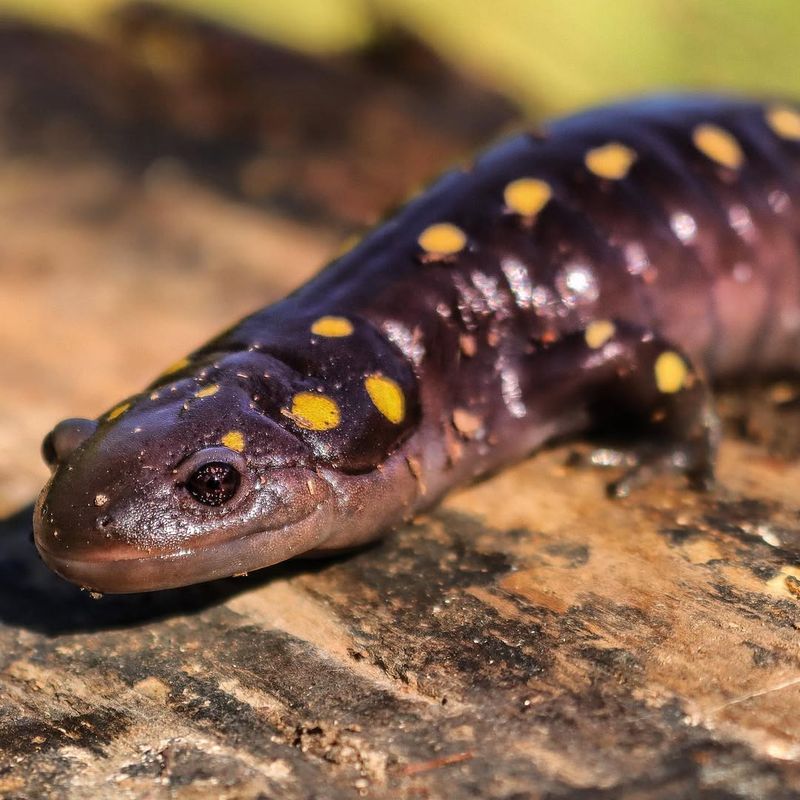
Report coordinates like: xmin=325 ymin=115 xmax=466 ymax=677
xmin=185 ymin=462 xmax=241 ymax=506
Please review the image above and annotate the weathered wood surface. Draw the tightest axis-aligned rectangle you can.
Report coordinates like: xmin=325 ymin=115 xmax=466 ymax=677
xmin=1 ymin=14 xmax=800 ymax=800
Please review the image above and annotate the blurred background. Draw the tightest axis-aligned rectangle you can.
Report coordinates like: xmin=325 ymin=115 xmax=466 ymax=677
xmin=3 ymin=0 xmax=800 ymax=115
xmin=1 ymin=0 xmax=799 ymax=240
xmin=1 ymin=0 xmax=800 ymax=505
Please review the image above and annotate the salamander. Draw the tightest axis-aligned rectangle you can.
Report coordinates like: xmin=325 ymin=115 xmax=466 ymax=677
xmin=33 ymin=94 xmax=800 ymax=593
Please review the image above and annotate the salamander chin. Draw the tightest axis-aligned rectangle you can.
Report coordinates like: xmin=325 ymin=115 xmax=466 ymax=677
xmin=34 ymin=497 xmax=335 ymax=593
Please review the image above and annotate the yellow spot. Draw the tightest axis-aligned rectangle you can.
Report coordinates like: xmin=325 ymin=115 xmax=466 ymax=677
xmin=503 ymin=177 xmax=552 ymax=217
xmin=584 ymin=142 xmax=637 ymax=179
xmin=584 ymin=320 xmax=616 ymax=349
xmin=335 ymin=233 xmax=362 ymax=258
xmin=766 ymin=105 xmax=800 ymax=141
xmin=654 ymin=351 xmax=689 ymax=394
xmin=692 ymin=124 xmax=744 ymax=169
xmin=289 ymin=392 xmax=340 ymax=431
xmin=417 ymin=222 xmax=467 ymax=258
xmin=221 ymin=430 xmax=245 ymax=452
xmin=106 ymin=402 xmax=130 ymax=421
xmin=194 ymin=384 xmax=219 ymax=398
xmin=365 ymin=374 xmax=405 ymax=424
xmin=311 ymin=316 xmax=354 ymax=337
xmin=160 ymin=356 xmax=190 ymax=378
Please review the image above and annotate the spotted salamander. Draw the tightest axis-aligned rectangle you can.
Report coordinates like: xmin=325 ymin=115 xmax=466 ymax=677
xmin=34 ymin=94 xmax=800 ymax=592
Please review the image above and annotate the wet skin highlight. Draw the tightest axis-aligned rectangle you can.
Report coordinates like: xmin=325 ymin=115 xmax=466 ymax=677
xmin=34 ymin=95 xmax=800 ymax=592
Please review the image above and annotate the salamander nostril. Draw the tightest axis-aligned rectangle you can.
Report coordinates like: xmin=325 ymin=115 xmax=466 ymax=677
xmin=42 ymin=418 xmax=99 ymax=467
xmin=41 ymin=431 xmax=58 ymax=469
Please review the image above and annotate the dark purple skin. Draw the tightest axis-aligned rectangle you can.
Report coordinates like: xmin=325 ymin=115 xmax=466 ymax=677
xmin=34 ymin=94 xmax=800 ymax=593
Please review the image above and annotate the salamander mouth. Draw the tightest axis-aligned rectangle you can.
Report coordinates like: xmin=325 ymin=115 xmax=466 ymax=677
xmin=35 ymin=499 xmax=334 ymax=594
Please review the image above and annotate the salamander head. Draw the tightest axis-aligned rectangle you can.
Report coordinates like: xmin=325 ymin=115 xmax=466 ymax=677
xmin=33 ymin=352 xmax=338 ymax=593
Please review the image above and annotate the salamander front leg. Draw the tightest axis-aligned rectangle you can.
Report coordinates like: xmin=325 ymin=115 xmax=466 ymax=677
xmin=538 ymin=320 xmax=720 ymax=497
xmin=590 ymin=322 xmax=719 ymax=497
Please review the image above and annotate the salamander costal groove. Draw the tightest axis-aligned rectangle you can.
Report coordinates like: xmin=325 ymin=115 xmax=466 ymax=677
xmin=33 ymin=94 xmax=800 ymax=592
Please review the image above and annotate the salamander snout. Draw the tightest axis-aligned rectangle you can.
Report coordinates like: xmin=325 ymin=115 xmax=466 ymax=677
xmin=41 ymin=418 xmax=98 ymax=468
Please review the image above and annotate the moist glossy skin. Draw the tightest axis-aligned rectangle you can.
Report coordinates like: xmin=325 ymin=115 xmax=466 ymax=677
xmin=34 ymin=94 xmax=800 ymax=592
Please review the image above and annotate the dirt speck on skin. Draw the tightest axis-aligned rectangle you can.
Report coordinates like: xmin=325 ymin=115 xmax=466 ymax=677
xmin=1 ymin=11 xmax=800 ymax=800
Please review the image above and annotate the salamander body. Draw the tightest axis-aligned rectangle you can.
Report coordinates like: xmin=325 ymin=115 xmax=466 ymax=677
xmin=34 ymin=94 xmax=800 ymax=592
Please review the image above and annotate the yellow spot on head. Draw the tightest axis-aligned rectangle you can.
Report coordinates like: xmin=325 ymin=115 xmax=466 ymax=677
xmin=503 ymin=177 xmax=552 ymax=217
xmin=288 ymin=392 xmax=340 ymax=431
xmin=692 ymin=124 xmax=744 ymax=169
xmin=584 ymin=320 xmax=616 ymax=349
xmin=221 ymin=430 xmax=245 ymax=452
xmin=160 ymin=356 xmax=190 ymax=378
xmin=585 ymin=142 xmax=637 ymax=180
xmin=311 ymin=316 xmax=354 ymax=337
xmin=365 ymin=374 xmax=405 ymax=424
xmin=194 ymin=384 xmax=220 ymax=398
xmin=654 ymin=351 xmax=689 ymax=394
xmin=417 ymin=222 xmax=467 ymax=258
xmin=107 ymin=402 xmax=130 ymax=421
xmin=766 ymin=105 xmax=800 ymax=141
xmin=335 ymin=233 xmax=362 ymax=258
